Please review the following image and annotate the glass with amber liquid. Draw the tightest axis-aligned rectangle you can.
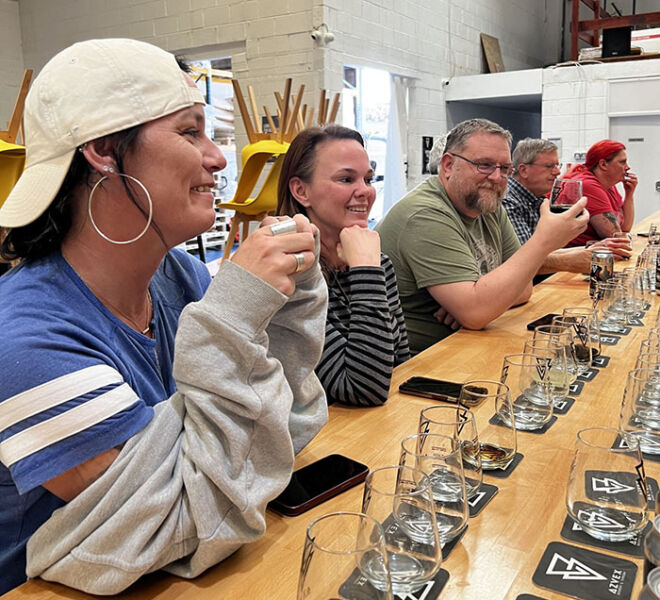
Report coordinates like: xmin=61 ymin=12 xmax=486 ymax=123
xmin=458 ymin=380 xmax=517 ymax=470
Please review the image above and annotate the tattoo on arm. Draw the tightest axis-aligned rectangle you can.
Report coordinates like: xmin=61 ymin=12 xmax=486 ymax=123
xmin=590 ymin=212 xmax=620 ymax=238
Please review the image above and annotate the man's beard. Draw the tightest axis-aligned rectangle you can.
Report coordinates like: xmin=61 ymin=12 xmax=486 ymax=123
xmin=464 ymin=186 xmax=504 ymax=215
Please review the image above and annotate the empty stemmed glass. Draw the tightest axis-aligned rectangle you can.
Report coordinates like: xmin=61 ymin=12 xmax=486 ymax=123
xmin=458 ymin=380 xmax=517 ymax=470
xmin=297 ymin=512 xmax=393 ymax=600
xmin=418 ymin=405 xmax=482 ymax=499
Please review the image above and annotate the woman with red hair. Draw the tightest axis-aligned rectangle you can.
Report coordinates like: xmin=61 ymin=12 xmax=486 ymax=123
xmin=565 ymin=139 xmax=637 ymax=247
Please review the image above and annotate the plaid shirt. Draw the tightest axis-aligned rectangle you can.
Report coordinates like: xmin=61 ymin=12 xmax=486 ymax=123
xmin=502 ymin=176 xmax=544 ymax=244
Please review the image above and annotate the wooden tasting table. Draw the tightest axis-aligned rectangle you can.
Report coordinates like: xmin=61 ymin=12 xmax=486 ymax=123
xmin=5 ymin=213 xmax=660 ymax=600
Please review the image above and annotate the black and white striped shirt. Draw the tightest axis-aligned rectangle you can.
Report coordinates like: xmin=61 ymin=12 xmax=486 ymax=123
xmin=316 ymin=254 xmax=410 ymax=406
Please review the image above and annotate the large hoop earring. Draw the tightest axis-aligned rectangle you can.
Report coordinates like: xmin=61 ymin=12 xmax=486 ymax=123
xmin=87 ymin=174 xmax=153 ymax=245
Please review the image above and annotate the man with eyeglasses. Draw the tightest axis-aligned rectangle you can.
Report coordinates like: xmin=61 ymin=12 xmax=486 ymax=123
xmin=377 ymin=119 xmax=589 ymax=353
xmin=504 ymin=138 xmax=631 ymax=273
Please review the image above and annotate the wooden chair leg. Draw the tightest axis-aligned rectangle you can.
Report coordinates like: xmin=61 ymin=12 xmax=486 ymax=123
xmin=222 ymin=214 xmax=240 ymax=261
xmin=240 ymin=217 xmax=250 ymax=243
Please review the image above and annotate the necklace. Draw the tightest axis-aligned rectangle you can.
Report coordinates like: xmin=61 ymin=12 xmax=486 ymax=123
xmin=96 ymin=288 xmax=153 ymax=335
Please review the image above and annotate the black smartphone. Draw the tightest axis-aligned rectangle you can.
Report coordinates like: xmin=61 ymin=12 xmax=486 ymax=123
xmin=638 ymin=232 xmax=650 ymax=237
xmin=526 ymin=313 xmax=561 ymax=331
xmin=399 ymin=376 xmax=462 ymax=402
xmin=268 ymin=454 xmax=369 ymax=517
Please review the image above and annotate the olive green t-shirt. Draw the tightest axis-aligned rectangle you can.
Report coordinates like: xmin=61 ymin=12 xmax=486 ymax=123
xmin=376 ymin=176 xmax=520 ymax=352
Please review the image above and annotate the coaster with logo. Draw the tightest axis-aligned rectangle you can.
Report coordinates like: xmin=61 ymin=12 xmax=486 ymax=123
xmin=467 ymin=482 xmax=498 ymax=517
xmin=578 ymin=368 xmax=599 ymax=382
xmin=613 ymin=434 xmax=660 ymax=465
xmin=600 ymin=335 xmax=621 ymax=346
xmin=570 ymin=381 xmax=585 ymax=397
xmin=489 ymin=414 xmax=558 ymax=434
xmin=560 ymin=513 xmax=652 ymax=558
xmin=483 ymin=452 xmax=524 ymax=478
xmin=532 ymin=541 xmax=637 ymax=600
xmin=339 ymin=566 xmax=449 ymax=600
xmin=627 ymin=318 xmax=644 ymax=327
xmin=592 ymin=355 xmax=611 ymax=369
xmin=585 ymin=470 xmax=657 ymax=510
xmin=442 ymin=526 xmax=466 ymax=559
xmin=515 ymin=595 xmax=548 ymax=600
xmin=554 ymin=397 xmax=576 ymax=415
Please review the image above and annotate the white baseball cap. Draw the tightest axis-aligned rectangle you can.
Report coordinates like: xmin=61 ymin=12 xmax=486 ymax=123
xmin=0 ymin=38 xmax=205 ymax=228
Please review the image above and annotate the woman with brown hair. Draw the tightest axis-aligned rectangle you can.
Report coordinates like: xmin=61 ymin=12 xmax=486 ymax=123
xmin=278 ymin=125 xmax=409 ymax=407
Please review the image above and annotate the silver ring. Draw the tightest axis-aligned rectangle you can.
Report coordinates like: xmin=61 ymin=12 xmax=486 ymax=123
xmin=270 ymin=219 xmax=297 ymax=236
xmin=293 ymin=252 xmax=305 ymax=273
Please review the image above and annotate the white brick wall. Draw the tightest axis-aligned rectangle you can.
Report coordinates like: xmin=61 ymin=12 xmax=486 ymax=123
xmin=0 ymin=0 xmax=25 ymax=136
xmin=3 ymin=0 xmax=559 ymax=189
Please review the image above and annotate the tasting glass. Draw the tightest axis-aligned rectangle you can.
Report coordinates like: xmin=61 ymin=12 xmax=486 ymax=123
xmin=523 ymin=338 xmax=570 ymax=406
xmin=550 ymin=178 xmax=583 ymax=211
xmin=458 ymin=380 xmax=517 ymax=471
xmin=418 ymin=405 xmax=482 ymax=498
xmin=533 ymin=324 xmax=579 ymax=384
xmin=500 ymin=353 xmax=554 ymax=431
xmin=594 ymin=279 xmax=627 ymax=334
xmin=623 ymin=266 xmax=652 ymax=312
xmin=553 ymin=310 xmax=599 ymax=374
xmin=297 ymin=512 xmax=393 ymax=600
xmin=566 ymin=427 xmax=648 ymax=542
xmin=620 ymin=368 xmax=660 ymax=456
xmin=361 ymin=466 xmax=442 ymax=596
xmin=399 ymin=433 xmax=469 ymax=544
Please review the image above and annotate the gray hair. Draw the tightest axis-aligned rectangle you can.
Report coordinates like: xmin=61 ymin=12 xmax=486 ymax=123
xmin=444 ymin=118 xmax=512 ymax=155
xmin=512 ymin=138 xmax=558 ymax=172
xmin=428 ymin=135 xmax=447 ymax=174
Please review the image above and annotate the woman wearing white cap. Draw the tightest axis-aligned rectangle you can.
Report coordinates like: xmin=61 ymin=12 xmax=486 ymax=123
xmin=0 ymin=39 xmax=327 ymax=594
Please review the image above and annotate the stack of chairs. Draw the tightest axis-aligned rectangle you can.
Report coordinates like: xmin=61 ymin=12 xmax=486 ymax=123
xmin=219 ymin=78 xmax=340 ymax=260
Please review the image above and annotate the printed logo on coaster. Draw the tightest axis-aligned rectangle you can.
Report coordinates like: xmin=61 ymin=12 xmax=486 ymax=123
xmin=570 ymin=381 xmax=585 ymax=396
xmin=600 ymin=335 xmax=621 ymax=346
xmin=614 ymin=434 xmax=660 ymax=465
xmin=532 ymin=541 xmax=637 ymax=599
xmin=467 ymin=483 xmax=498 ymax=517
xmin=578 ymin=368 xmax=599 ymax=382
xmin=627 ymin=318 xmax=644 ymax=327
xmin=592 ymin=355 xmax=611 ymax=369
xmin=339 ymin=566 xmax=449 ymax=600
xmin=483 ymin=452 xmax=524 ymax=479
xmin=560 ymin=512 xmax=651 ymax=558
xmin=553 ymin=397 xmax=575 ymax=415
xmin=585 ymin=470 xmax=657 ymax=508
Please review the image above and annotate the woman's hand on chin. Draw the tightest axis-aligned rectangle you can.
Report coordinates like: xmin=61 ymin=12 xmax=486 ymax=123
xmin=336 ymin=225 xmax=381 ymax=268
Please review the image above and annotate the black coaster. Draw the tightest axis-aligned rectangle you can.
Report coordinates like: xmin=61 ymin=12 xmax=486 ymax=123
xmin=468 ymin=482 xmax=498 ymax=517
xmin=339 ymin=566 xmax=449 ymax=600
xmin=570 ymin=381 xmax=585 ymax=397
xmin=516 ymin=595 xmax=548 ymax=600
xmin=554 ymin=397 xmax=576 ymax=415
xmin=489 ymin=414 xmax=558 ymax=434
xmin=600 ymin=334 xmax=621 ymax=346
xmin=483 ymin=452 xmax=524 ymax=478
xmin=442 ymin=526 xmax=466 ymax=559
xmin=627 ymin=318 xmax=644 ymax=327
xmin=532 ymin=541 xmax=637 ymax=600
xmin=613 ymin=434 xmax=660 ymax=465
xmin=560 ymin=513 xmax=652 ymax=558
xmin=578 ymin=368 xmax=599 ymax=382
xmin=592 ymin=355 xmax=611 ymax=369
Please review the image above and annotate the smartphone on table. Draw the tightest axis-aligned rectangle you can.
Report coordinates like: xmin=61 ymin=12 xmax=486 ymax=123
xmin=526 ymin=313 xmax=561 ymax=331
xmin=398 ymin=376 xmax=463 ymax=403
xmin=268 ymin=454 xmax=369 ymax=517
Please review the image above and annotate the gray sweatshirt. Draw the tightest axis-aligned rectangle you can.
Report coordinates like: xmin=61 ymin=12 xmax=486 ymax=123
xmin=25 ymin=258 xmax=328 ymax=594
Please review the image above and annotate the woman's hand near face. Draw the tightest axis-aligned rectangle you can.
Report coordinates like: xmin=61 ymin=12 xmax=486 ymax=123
xmin=231 ymin=215 xmax=317 ymax=296
xmin=336 ymin=225 xmax=381 ymax=268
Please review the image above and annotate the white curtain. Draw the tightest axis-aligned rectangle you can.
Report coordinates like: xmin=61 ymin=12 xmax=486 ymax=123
xmin=383 ymin=75 xmax=408 ymax=215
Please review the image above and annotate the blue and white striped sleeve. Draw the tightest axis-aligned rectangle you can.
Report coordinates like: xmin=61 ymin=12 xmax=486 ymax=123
xmin=0 ymin=362 xmax=152 ymax=494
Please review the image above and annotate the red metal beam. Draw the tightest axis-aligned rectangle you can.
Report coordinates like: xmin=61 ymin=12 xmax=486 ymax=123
xmin=578 ymin=12 xmax=660 ymax=32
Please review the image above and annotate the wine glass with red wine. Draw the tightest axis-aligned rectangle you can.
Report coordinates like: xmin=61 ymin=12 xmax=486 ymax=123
xmin=550 ymin=178 xmax=583 ymax=213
